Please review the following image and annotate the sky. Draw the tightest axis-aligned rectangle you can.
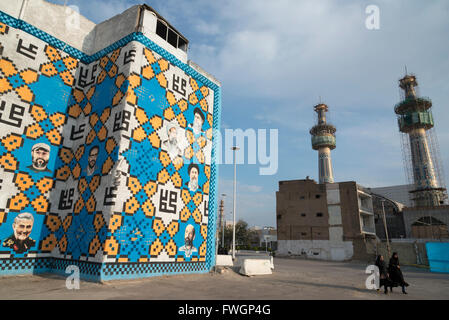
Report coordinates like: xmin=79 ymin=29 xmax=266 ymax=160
xmin=49 ymin=0 xmax=449 ymax=228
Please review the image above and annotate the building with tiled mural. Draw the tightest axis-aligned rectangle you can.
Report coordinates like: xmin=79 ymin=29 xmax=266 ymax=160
xmin=0 ymin=0 xmax=221 ymax=281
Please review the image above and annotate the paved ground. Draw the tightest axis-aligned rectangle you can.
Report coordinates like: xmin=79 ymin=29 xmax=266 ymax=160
xmin=0 ymin=257 xmax=448 ymax=300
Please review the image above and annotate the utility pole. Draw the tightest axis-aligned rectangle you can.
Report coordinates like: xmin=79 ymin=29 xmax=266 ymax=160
xmin=381 ymin=200 xmax=391 ymax=257
xmin=216 ymin=195 xmax=227 ymax=261
xmin=231 ymin=146 xmax=239 ymax=260
xmin=222 ymin=194 xmax=227 ymax=249
xmin=219 ymin=194 xmax=226 ymax=249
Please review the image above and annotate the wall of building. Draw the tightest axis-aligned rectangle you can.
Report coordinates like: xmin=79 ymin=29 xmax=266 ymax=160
xmin=4 ymin=0 xmax=96 ymax=52
xmin=277 ymin=179 xmax=330 ymax=241
xmin=403 ymin=206 xmax=449 ymax=239
xmin=277 ymin=180 xmax=379 ymax=261
xmin=276 ymin=180 xmax=357 ymax=261
xmin=0 ymin=1 xmax=220 ymax=281
xmin=369 ymin=184 xmax=414 ymax=207
xmin=374 ymin=241 xmax=429 ymax=266
xmin=372 ymin=194 xmax=406 ymax=239
xmin=326 ymin=183 xmax=344 ymax=242
xmin=338 ymin=182 xmax=364 ymax=240
xmin=277 ymin=240 xmax=353 ymax=261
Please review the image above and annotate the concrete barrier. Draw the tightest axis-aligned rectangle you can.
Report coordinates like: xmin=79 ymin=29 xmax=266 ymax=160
xmin=216 ymin=255 xmax=234 ymax=267
xmin=239 ymin=259 xmax=272 ymax=276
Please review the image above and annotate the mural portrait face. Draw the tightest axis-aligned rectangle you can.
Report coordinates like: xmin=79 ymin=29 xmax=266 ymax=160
xmin=30 ymin=143 xmax=50 ymax=172
xmin=163 ymin=123 xmax=183 ymax=160
xmin=88 ymin=146 xmax=99 ymax=169
xmin=86 ymin=146 xmax=99 ymax=176
xmin=187 ymin=164 xmax=199 ymax=192
xmin=184 ymin=224 xmax=195 ymax=249
xmin=13 ymin=213 xmax=34 ymax=241
xmin=168 ymin=126 xmax=177 ymax=144
xmin=192 ymin=108 xmax=205 ymax=134
xmin=2 ymin=212 xmax=36 ymax=254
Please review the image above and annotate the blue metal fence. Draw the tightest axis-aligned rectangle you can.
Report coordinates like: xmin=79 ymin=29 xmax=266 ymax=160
xmin=426 ymin=242 xmax=449 ymax=274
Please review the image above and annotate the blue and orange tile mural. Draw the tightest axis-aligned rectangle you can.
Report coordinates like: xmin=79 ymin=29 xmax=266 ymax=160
xmin=0 ymin=9 xmax=221 ymax=281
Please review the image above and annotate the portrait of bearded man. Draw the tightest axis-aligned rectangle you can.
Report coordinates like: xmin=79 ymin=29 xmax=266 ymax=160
xmin=178 ymin=224 xmax=197 ymax=258
xmin=2 ymin=213 xmax=36 ymax=254
xmin=27 ymin=143 xmax=51 ymax=173
xmin=188 ymin=107 xmax=205 ymax=136
xmin=162 ymin=123 xmax=182 ymax=160
xmin=84 ymin=146 xmax=99 ymax=176
xmin=186 ymin=163 xmax=200 ymax=193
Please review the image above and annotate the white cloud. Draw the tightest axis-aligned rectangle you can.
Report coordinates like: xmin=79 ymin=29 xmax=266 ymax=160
xmin=194 ymin=20 xmax=220 ymax=36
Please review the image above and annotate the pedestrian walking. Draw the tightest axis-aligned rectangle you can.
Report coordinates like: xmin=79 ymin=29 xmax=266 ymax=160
xmin=388 ymin=252 xmax=410 ymax=294
xmin=375 ymin=255 xmax=392 ymax=294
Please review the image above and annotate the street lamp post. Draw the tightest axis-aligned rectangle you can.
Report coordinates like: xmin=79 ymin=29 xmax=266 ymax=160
xmin=221 ymin=194 xmax=226 ymax=249
xmin=231 ymin=146 xmax=239 ymax=260
xmin=215 ymin=208 xmax=219 ymax=266
xmin=381 ymin=200 xmax=391 ymax=257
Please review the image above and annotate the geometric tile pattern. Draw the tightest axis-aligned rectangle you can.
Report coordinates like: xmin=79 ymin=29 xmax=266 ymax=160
xmin=0 ymin=9 xmax=221 ymax=281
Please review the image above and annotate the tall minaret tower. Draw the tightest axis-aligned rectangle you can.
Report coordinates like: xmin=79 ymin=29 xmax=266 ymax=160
xmin=395 ymin=73 xmax=447 ymax=206
xmin=310 ymin=103 xmax=336 ymax=184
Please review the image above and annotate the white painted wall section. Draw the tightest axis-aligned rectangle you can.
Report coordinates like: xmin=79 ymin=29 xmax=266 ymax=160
xmin=277 ymin=240 xmax=353 ymax=261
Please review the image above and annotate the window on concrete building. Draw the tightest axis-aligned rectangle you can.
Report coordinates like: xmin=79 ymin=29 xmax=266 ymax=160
xmin=277 ymin=214 xmax=282 ymax=220
xmin=167 ymin=28 xmax=178 ymax=47
xmin=156 ymin=20 xmax=168 ymax=40
xmin=301 ymin=213 xmax=306 ymax=217
xmin=316 ymin=212 xmax=323 ymax=217
xmin=155 ymin=19 xmax=188 ymax=52
xmin=301 ymin=232 xmax=307 ymax=236
xmin=178 ymin=37 xmax=188 ymax=52
xmin=300 ymin=196 xmax=305 ymax=200
xmin=315 ymin=194 xmax=321 ymax=199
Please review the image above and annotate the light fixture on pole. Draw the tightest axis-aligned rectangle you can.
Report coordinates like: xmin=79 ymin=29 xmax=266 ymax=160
xmin=231 ymin=146 xmax=239 ymax=260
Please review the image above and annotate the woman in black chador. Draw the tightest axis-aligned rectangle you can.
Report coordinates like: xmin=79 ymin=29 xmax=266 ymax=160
xmin=388 ymin=252 xmax=410 ymax=294
xmin=375 ymin=255 xmax=392 ymax=294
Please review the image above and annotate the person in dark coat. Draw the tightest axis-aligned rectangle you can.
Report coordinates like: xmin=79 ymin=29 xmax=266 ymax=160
xmin=388 ymin=252 xmax=410 ymax=294
xmin=375 ymin=255 xmax=392 ymax=294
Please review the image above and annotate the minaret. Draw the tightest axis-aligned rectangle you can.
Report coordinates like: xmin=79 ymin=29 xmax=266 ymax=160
xmin=310 ymin=103 xmax=336 ymax=184
xmin=395 ymin=73 xmax=447 ymax=206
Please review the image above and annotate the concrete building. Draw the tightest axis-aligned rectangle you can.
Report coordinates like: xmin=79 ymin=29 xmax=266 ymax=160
xmin=0 ymin=0 xmax=221 ymax=281
xmin=369 ymin=184 xmax=414 ymax=208
xmin=402 ymin=206 xmax=449 ymax=239
xmin=369 ymin=189 xmax=449 ymax=240
xmin=367 ymin=187 xmax=449 ymax=240
xmin=276 ymin=178 xmax=376 ymax=261
xmin=249 ymin=226 xmax=277 ymax=250
xmin=371 ymin=193 xmax=406 ymax=239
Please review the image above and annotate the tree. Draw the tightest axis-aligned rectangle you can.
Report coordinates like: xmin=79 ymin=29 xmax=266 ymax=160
xmin=218 ymin=219 xmax=258 ymax=250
